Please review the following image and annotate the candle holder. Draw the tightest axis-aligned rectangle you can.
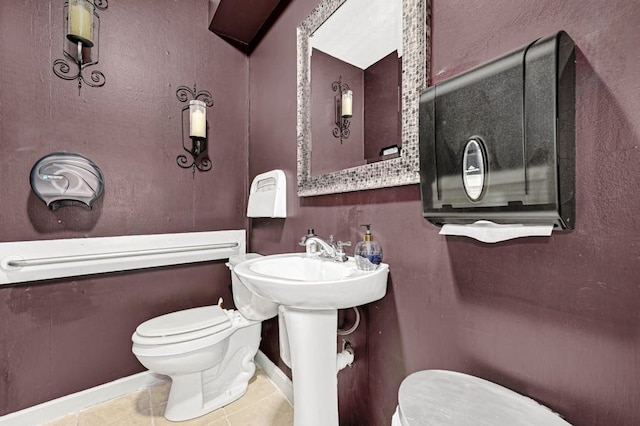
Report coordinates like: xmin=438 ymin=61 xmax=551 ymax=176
xmin=332 ymin=76 xmax=351 ymax=144
xmin=176 ymin=84 xmax=214 ymax=173
xmin=52 ymin=0 xmax=108 ymax=95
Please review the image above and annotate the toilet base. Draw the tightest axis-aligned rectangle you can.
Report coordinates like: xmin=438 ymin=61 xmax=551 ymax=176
xmin=162 ymin=322 xmax=261 ymax=422
xmin=164 ymin=367 xmax=253 ymax=422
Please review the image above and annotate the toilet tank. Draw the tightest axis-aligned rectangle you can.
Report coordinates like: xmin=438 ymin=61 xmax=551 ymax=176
xmin=227 ymin=254 xmax=278 ymax=321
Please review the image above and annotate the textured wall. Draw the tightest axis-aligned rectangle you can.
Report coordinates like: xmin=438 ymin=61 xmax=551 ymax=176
xmin=0 ymin=0 xmax=248 ymax=415
xmin=249 ymin=0 xmax=640 ymax=425
xmin=310 ymin=48 xmax=364 ymax=175
xmin=364 ymin=51 xmax=401 ymax=161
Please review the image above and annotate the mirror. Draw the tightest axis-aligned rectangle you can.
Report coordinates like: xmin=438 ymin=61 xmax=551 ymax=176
xmin=297 ymin=0 xmax=429 ymax=196
xmin=309 ymin=0 xmax=402 ymax=175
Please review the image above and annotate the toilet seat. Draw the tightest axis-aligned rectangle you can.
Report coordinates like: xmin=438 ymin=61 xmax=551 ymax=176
xmin=133 ymin=306 xmax=232 ymax=346
xmin=396 ymin=370 xmax=570 ymax=425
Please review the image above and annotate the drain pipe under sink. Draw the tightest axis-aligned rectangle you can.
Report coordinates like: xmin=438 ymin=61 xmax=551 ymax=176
xmin=278 ymin=306 xmax=359 ymax=372
xmin=336 ymin=340 xmax=354 ymax=372
xmin=336 ymin=307 xmax=359 ymax=371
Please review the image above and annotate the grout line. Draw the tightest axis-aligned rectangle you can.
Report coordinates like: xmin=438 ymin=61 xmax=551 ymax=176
xmin=147 ymin=386 xmax=155 ymax=426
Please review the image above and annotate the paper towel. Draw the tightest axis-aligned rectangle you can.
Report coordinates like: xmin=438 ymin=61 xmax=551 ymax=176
xmin=440 ymin=220 xmax=554 ymax=243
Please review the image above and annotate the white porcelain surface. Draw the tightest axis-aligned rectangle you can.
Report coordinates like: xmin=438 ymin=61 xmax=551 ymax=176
xmin=229 ymin=253 xmax=279 ymax=321
xmin=130 ymin=251 xmax=277 ymax=423
xmin=132 ymin=318 xmax=261 ymax=422
xmin=234 ymin=252 xmax=389 ymax=426
xmin=233 ymin=253 xmax=389 ymax=310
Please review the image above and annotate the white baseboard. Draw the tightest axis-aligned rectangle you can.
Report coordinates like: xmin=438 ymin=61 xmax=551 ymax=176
xmin=0 ymin=371 xmax=167 ymax=426
xmin=0 ymin=351 xmax=292 ymax=426
xmin=255 ymin=350 xmax=294 ymax=405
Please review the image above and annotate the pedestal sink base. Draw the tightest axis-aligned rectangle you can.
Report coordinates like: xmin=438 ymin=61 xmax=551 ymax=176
xmin=232 ymin=254 xmax=389 ymax=425
xmin=282 ymin=307 xmax=339 ymax=426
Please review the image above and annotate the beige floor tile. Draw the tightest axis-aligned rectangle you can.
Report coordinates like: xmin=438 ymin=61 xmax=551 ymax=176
xmin=44 ymin=367 xmax=287 ymax=425
xmin=223 ymin=369 xmax=279 ymax=416
xmin=152 ymin=403 xmax=226 ymax=426
xmin=99 ymin=410 xmax=153 ymax=426
xmin=76 ymin=390 xmax=151 ymax=426
xmin=226 ymin=392 xmax=293 ymax=426
xmin=149 ymin=380 xmax=172 ymax=407
xmin=206 ymin=419 xmax=230 ymax=426
xmin=41 ymin=413 xmax=77 ymax=426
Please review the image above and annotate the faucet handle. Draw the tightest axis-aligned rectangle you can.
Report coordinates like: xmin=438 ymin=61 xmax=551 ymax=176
xmin=334 ymin=241 xmax=352 ymax=262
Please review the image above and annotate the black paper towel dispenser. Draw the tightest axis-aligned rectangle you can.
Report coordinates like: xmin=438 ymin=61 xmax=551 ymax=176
xmin=419 ymin=31 xmax=575 ymax=229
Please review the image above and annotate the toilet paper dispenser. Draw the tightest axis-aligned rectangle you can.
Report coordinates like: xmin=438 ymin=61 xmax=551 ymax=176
xmin=30 ymin=152 xmax=104 ymax=210
xmin=419 ymin=31 xmax=575 ymax=237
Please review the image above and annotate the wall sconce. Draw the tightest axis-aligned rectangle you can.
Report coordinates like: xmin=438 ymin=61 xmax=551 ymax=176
xmin=176 ymin=84 xmax=214 ymax=173
xmin=332 ymin=76 xmax=352 ymax=144
xmin=52 ymin=0 xmax=108 ymax=95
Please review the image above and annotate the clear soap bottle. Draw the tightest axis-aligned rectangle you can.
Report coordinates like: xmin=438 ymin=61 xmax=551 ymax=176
xmin=354 ymin=224 xmax=383 ymax=271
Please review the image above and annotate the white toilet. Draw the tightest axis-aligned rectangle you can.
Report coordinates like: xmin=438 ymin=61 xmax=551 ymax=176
xmin=392 ymin=370 xmax=571 ymax=425
xmin=131 ymin=253 xmax=277 ymax=422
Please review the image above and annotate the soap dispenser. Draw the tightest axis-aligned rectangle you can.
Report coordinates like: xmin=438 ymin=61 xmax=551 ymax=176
xmin=354 ymin=224 xmax=383 ymax=271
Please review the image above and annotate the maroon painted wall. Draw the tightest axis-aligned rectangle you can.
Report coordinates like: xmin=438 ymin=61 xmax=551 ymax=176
xmin=0 ymin=0 xmax=248 ymax=415
xmin=364 ymin=51 xmax=401 ymax=161
xmin=249 ymin=0 xmax=640 ymax=425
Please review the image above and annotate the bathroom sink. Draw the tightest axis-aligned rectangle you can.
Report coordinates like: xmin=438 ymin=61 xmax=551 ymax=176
xmin=234 ymin=252 xmax=389 ymax=425
xmin=233 ymin=253 xmax=388 ymax=309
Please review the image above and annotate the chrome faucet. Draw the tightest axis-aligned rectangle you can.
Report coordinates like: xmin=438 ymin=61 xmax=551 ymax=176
xmin=299 ymin=228 xmax=317 ymax=247
xmin=305 ymin=235 xmax=337 ymax=258
xmin=299 ymin=230 xmax=351 ymax=262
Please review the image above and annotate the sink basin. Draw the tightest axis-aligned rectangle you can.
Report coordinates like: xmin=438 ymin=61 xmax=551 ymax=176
xmin=233 ymin=253 xmax=389 ymax=310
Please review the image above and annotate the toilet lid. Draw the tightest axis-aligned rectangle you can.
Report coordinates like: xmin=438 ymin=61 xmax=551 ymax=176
xmin=136 ymin=305 xmax=231 ymax=338
xmin=397 ymin=370 xmax=571 ymax=426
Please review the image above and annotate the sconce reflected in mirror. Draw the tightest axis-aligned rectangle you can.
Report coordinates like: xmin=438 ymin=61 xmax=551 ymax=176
xmin=332 ymin=76 xmax=352 ymax=144
xmin=52 ymin=0 xmax=108 ymax=94
xmin=176 ymin=84 xmax=214 ymax=173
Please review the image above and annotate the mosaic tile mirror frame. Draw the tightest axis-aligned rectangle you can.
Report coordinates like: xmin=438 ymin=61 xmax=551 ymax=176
xmin=296 ymin=0 xmax=431 ymax=196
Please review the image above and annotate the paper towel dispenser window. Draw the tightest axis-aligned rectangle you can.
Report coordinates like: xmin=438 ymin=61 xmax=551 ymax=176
xmin=462 ymin=138 xmax=487 ymax=201
xmin=419 ymin=31 xmax=575 ymax=229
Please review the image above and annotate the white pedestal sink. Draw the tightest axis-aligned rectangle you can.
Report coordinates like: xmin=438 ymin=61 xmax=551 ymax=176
xmin=233 ymin=253 xmax=389 ymax=426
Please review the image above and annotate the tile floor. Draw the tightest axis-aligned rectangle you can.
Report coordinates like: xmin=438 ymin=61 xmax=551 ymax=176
xmin=42 ymin=368 xmax=293 ymax=426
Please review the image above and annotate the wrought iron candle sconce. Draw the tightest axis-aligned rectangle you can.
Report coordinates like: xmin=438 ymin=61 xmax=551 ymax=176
xmin=332 ymin=76 xmax=352 ymax=144
xmin=176 ymin=84 xmax=214 ymax=173
xmin=52 ymin=0 xmax=108 ymax=95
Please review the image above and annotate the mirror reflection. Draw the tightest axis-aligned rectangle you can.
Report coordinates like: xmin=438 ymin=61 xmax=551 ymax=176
xmin=309 ymin=0 xmax=402 ymax=175
xmin=297 ymin=0 xmax=428 ymax=197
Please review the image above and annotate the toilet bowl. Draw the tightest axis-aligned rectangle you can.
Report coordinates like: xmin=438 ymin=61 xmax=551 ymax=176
xmin=131 ymin=253 xmax=277 ymax=422
xmin=392 ymin=370 xmax=571 ymax=426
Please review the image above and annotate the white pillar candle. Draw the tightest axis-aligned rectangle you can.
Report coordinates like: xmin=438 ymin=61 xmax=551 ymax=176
xmin=341 ymin=90 xmax=353 ymax=118
xmin=189 ymin=100 xmax=207 ymax=138
xmin=68 ymin=0 xmax=94 ymax=46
